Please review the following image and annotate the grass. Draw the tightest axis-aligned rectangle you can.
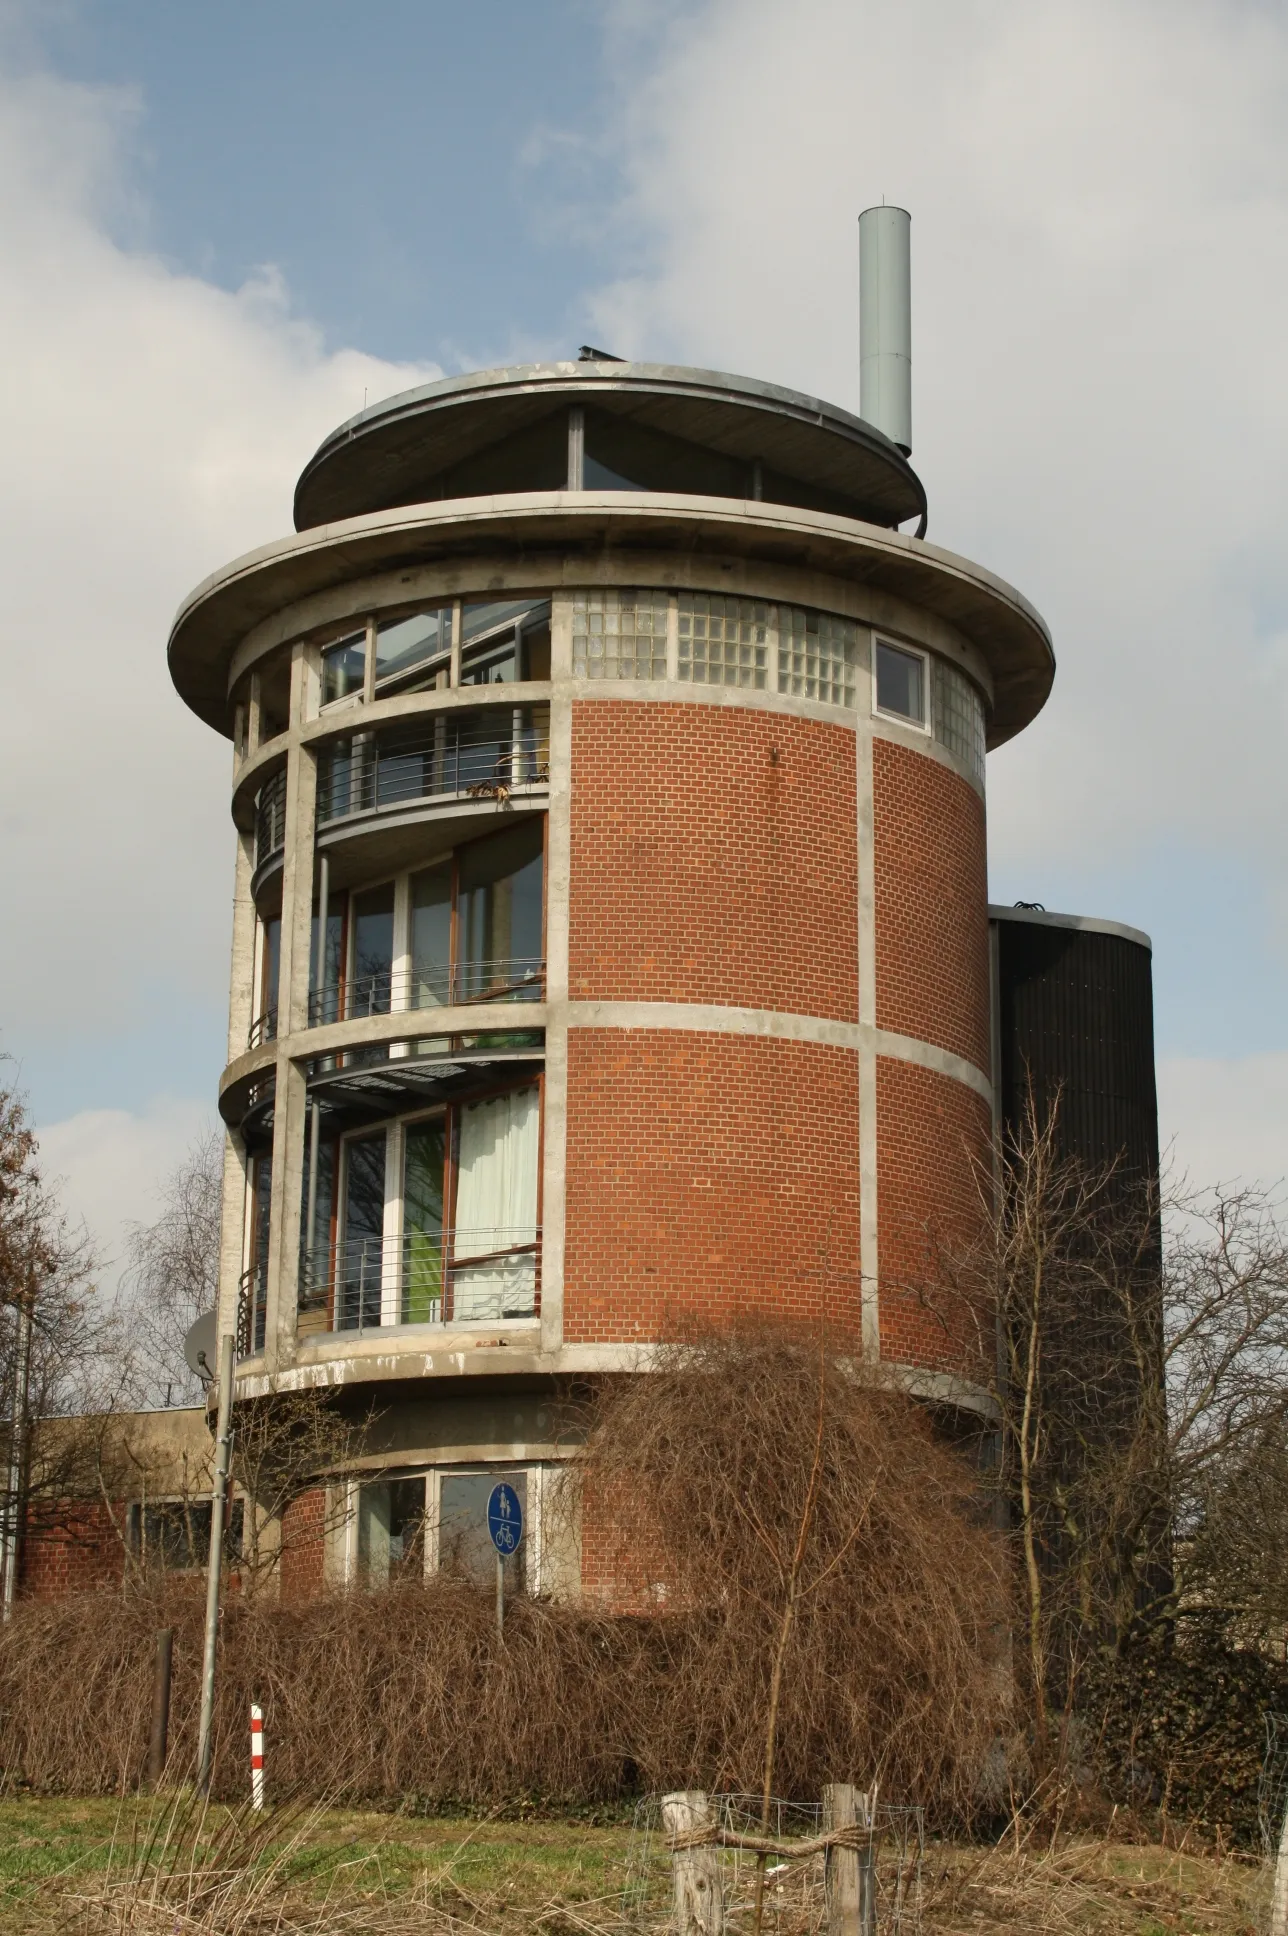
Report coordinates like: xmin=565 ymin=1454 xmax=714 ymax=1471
xmin=0 ymin=1795 xmax=1269 ymax=1936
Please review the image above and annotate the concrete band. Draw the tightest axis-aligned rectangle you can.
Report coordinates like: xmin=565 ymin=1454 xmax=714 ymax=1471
xmin=236 ymin=1334 xmax=995 ymax=1420
xmin=218 ymin=996 xmax=991 ymax=1111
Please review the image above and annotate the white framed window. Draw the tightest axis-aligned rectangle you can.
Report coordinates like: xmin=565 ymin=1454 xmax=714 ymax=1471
xmin=873 ymin=637 xmax=930 ymax=731
xmin=350 ymin=1463 xmax=544 ymax=1593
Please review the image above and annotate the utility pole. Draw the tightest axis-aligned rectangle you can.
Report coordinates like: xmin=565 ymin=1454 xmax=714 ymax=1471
xmin=197 ymin=1329 xmax=236 ymax=1791
xmin=2 ymin=1292 xmax=34 ymax=1622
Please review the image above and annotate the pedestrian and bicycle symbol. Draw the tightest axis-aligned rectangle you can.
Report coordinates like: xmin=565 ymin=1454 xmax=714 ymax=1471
xmin=487 ymin=1481 xmax=524 ymax=1555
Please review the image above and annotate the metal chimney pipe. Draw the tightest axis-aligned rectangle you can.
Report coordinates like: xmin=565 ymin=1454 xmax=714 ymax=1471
xmin=858 ymin=206 xmax=912 ymax=455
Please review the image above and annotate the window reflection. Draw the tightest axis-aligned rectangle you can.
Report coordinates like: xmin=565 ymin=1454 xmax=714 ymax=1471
xmin=875 ymin=640 xmax=926 ymax=725
xmin=375 ymin=607 xmax=451 ymax=694
xmin=461 ymin=599 xmax=551 ymax=686
xmin=322 ymin=629 xmax=366 ymax=706
xmin=439 ymin=1470 xmax=527 ymax=1591
xmin=457 ymin=823 xmax=544 ymax=1001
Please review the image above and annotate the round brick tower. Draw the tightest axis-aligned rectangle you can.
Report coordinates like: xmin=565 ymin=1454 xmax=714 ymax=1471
xmin=169 ymin=359 xmax=1052 ymax=1594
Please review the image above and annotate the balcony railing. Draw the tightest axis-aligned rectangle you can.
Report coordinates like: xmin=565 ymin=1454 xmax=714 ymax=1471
xmin=237 ymin=1260 xmax=268 ymax=1358
xmin=255 ymin=769 xmax=287 ymax=868
xmin=298 ymin=1228 xmax=540 ymax=1336
xmin=317 ymin=705 xmax=549 ymax=826
xmin=308 ymin=957 xmax=544 ymax=1026
xmin=247 ymin=1007 xmax=278 ymax=1050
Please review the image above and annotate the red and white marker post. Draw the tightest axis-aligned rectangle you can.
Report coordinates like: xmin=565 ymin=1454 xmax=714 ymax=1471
xmin=250 ymin=1703 xmax=265 ymax=1810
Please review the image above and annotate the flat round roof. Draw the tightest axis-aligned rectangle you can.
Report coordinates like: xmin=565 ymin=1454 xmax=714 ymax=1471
xmin=293 ymin=360 xmax=928 ymax=533
xmin=168 ymin=490 xmax=1053 ymax=744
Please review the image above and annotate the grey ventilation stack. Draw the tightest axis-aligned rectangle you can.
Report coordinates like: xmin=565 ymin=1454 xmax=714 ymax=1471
xmin=858 ymin=205 xmax=912 ymax=455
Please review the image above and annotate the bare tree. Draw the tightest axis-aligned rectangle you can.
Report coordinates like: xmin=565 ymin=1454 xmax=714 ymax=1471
xmin=932 ymin=1083 xmax=1288 ymax=1763
xmin=118 ymin=1130 xmax=222 ymax=1408
xmin=229 ymin=1390 xmax=365 ymax=1596
xmin=569 ymin=1320 xmax=1009 ymax=1816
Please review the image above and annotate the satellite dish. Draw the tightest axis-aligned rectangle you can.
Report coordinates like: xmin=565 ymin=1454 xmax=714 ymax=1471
xmin=184 ymin=1310 xmax=218 ymax=1383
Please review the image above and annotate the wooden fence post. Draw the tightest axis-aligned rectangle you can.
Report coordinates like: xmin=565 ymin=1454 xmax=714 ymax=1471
xmin=823 ymin=1784 xmax=874 ymax=1936
xmin=146 ymin=1628 xmax=173 ymax=1787
xmin=661 ymin=1791 xmax=724 ymax=1936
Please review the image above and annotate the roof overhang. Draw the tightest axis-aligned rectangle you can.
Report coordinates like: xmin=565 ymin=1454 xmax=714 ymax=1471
xmin=293 ymin=359 xmax=926 ymax=531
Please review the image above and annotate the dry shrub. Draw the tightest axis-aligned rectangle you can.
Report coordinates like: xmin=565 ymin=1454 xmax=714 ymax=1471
xmin=0 ymin=1578 xmax=647 ymax=1804
xmin=0 ymin=1325 xmax=1007 ymax=1818
xmin=570 ymin=1323 xmax=1010 ymax=1817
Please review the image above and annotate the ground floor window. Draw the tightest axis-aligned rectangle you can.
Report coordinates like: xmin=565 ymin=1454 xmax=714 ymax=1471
xmin=353 ymin=1467 xmax=532 ymax=1593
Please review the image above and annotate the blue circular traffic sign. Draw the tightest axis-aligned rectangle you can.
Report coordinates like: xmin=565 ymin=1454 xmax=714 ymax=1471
xmin=487 ymin=1482 xmax=524 ymax=1555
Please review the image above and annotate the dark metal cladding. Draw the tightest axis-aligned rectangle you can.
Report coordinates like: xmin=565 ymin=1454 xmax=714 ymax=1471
xmin=991 ymin=909 xmax=1159 ymax=1184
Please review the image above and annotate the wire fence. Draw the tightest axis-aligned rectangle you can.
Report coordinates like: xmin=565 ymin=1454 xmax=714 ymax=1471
xmin=623 ymin=1793 xmax=923 ymax=1936
xmin=1260 ymin=1713 xmax=1288 ymax=1858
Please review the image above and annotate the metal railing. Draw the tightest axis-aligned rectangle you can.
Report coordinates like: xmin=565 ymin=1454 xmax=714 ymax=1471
xmin=297 ymin=1228 xmax=540 ymax=1335
xmin=237 ymin=1260 xmax=268 ymax=1358
xmin=254 ymin=769 xmax=287 ymax=867
xmin=307 ymin=957 xmax=544 ymax=1026
xmin=247 ymin=1007 xmax=278 ymax=1049
xmin=317 ymin=704 xmax=549 ymax=826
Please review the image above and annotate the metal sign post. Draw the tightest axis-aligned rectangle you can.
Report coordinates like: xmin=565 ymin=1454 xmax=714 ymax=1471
xmin=197 ymin=1330 xmax=236 ymax=1793
xmin=486 ymin=1481 xmax=524 ymax=1640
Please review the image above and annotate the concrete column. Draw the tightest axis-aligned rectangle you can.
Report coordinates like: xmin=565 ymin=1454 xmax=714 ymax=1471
xmin=216 ymin=1127 xmax=249 ymax=1346
xmin=264 ymin=645 xmax=318 ymax=1370
xmin=540 ymin=605 xmax=573 ymax=1355
xmin=225 ymin=828 xmax=257 ymax=1066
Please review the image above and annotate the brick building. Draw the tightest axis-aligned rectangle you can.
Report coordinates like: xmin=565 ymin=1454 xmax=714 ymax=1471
xmin=159 ymin=347 xmax=1060 ymax=1600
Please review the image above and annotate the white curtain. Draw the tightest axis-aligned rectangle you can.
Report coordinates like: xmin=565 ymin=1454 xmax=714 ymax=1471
xmin=453 ymin=1087 xmax=539 ymax=1319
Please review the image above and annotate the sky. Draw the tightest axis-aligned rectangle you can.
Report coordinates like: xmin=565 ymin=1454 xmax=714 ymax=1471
xmin=0 ymin=0 xmax=1285 ymax=1280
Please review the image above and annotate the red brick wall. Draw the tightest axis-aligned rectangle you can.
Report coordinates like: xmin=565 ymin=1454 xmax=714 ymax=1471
xmin=875 ymin=1056 xmax=992 ymax=1374
xmin=873 ymin=737 xmax=990 ymax=1073
xmin=279 ymin=1488 xmax=327 ymax=1601
xmin=18 ymin=1501 xmax=125 ymax=1598
xmin=563 ymin=1029 xmax=863 ymax=1343
xmin=569 ymin=701 xmax=858 ymax=1021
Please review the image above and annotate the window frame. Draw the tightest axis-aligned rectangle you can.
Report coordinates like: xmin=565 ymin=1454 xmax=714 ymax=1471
xmin=871 ymin=634 xmax=932 ymax=734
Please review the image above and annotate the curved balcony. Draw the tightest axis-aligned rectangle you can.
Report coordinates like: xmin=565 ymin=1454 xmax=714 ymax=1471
xmin=254 ymin=768 xmax=287 ymax=869
xmin=317 ymin=703 xmax=549 ymax=831
xmin=308 ymin=957 xmax=543 ymax=1028
xmin=298 ymin=1228 xmax=540 ymax=1337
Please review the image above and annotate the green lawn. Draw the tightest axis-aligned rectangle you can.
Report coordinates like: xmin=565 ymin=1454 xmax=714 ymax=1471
xmin=0 ymin=1795 xmax=1266 ymax=1935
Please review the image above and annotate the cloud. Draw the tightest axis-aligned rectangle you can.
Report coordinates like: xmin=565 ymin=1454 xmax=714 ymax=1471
xmin=0 ymin=65 xmax=437 ymax=1079
xmin=35 ymin=1096 xmax=214 ymax=1283
xmin=585 ymin=0 xmax=1288 ymax=888
xmin=1159 ymin=1053 xmax=1288 ymax=1198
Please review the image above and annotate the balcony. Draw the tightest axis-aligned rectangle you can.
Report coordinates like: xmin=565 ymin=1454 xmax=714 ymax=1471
xmin=308 ymin=957 xmax=543 ymax=1027
xmin=255 ymin=768 xmax=288 ymax=869
xmin=237 ymin=1260 xmax=268 ymax=1358
xmin=297 ymin=1228 xmax=540 ymax=1336
xmin=317 ymin=704 xmax=549 ymax=828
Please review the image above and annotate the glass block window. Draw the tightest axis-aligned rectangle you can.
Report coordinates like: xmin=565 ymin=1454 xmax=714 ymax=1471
xmin=777 ymin=606 xmax=858 ymax=707
xmin=932 ymin=657 xmax=987 ymax=787
xmin=571 ymin=589 xmax=669 ymax=679
xmin=677 ymin=593 xmax=769 ymax=689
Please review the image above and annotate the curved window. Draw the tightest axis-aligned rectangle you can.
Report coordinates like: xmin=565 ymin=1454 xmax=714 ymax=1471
xmin=932 ymin=657 xmax=987 ymax=786
xmin=678 ymin=593 xmax=769 ymax=689
xmin=375 ymin=606 xmax=452 ymax=693
xmin=572 ymin=589 xmax=669 ymax=679
xmin=778 ymin=606 xmax=858 ymax=706
xmin=309 ymin=821 xmax=545 ymax=1026
xmin=322 ymin=628 xmax=366 ymax=707
xmin=318 ymin=703 xmax=550 ymax=824
xmin=299 ymin=1079 xmax=541 ymax=1334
